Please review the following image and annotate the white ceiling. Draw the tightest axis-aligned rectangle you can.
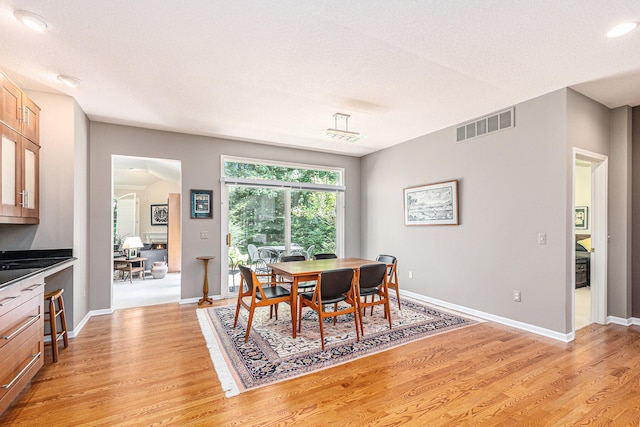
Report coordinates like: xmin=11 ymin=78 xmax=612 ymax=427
xmin=1 ymin=1 xmax=639 ymax=157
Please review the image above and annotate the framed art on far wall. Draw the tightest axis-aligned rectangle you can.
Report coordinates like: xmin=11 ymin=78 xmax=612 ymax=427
xmin=404 ymin=180 xmax=459 ymax=226
xmin=575 ymin=206 xmax=588 ymax=230
xmin=191 ymin=189 xmax=213 ymax=219
xmin=150 ymin=204 xmax=168 ymax=225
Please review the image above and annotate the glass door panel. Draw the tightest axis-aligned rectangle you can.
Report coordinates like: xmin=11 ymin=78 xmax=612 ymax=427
xmin=290 ymin=190 xmax=337 ymax=259
xmin=227 ymin=186 xmax=285 ymax=293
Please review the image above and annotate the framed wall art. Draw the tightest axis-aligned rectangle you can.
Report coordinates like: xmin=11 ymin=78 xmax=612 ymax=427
xmin=575 ymin=206 xmax=588 ymax=230
xmin=150 ymin=204 xmax=168 ymax=226
xmin=191 ymin=189 xmax=213 ymax=219
xmin=404 ymin=180 xmax=459 ymax=226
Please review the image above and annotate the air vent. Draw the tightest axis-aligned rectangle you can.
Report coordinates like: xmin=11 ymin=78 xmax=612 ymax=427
xmin=456 ymin=108 xmax=515 ymax=143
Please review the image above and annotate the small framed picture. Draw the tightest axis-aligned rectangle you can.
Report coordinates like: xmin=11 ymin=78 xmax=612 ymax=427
xmin=404 ymin=180 xmax=459 ymax=226
xmin=191 ymin=189 xmax=213 ymax=219
xmin=150 ymin=204 xmax=168 ymax=226
xmin=575 ymin=206 xmax=588 ymax=230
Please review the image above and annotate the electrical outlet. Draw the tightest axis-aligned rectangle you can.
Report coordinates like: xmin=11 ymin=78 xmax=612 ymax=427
xmin=513 ymin=290 xmax=521 ymax=302
xmin=408 ymin=271 xmax=413 ymax=279
xmin=200 ymin=231 xmax=209 ymax=239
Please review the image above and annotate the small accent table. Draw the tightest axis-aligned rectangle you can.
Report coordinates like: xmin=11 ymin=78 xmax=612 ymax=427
xmin=197 ymin=256 xmax=215 ymax=307
xmin=114 ymin=257 xmax=147 ymax=283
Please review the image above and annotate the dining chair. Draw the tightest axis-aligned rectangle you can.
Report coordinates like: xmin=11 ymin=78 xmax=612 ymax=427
xmin=357 ymin=263 xmax=392 ymax=334
xmin=298 ymin=268 xmax=360 ymax=350
xmin=234 ymin=265 xmax=292 ymax=342
xmin=313 ymin=253 xmax=337 ymax=260
xmin=376 ymin=255 xmax=400 ymax=309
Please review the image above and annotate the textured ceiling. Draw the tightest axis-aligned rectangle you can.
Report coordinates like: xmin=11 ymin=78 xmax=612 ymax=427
xmin=1 ymin=0 xmax=639 ymax=157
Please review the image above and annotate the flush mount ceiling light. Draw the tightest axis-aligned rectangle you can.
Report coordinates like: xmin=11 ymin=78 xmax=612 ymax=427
xmin=14 ymin=10 xmax=49 ymax=32
xmin=57 ymin=75 xmax=81 ymax=88
xmin=321 ymin=113 xmax=363 ymax=143
xmin=607 ymin=22 xmax=638 ymax=38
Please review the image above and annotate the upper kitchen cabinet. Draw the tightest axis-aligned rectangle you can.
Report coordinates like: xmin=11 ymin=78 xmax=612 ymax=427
xmin=0 ymin=71 xmax=40 ymax=224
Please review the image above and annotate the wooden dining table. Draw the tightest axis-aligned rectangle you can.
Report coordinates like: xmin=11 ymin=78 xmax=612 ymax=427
xmin=267 ymin=257 xmax=384 ymax=338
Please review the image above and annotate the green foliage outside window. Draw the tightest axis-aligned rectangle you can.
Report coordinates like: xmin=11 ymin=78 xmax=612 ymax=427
xmin=225 ymin=161 xmax=340 ymax=262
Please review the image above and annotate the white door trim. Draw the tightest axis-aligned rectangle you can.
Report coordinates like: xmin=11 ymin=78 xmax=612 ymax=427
xmin=572 ymin=148 xmax=608 ymax=332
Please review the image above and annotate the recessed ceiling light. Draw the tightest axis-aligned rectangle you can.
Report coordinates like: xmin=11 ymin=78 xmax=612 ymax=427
xmin=14 ymin=10 xmax=49 ymax=32
xmin=607 ymin=22 xmax=638 ymax=38
xmin=57 ymin=75 xmax=81 ymax=88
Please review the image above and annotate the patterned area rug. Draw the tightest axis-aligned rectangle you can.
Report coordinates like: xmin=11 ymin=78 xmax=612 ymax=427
xmin=197 ymin=296 xmax=481 ymax=397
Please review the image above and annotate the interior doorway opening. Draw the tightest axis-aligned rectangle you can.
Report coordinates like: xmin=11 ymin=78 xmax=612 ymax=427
xmin=573 ymin=149 xmax=608 ymax=333
xmin=111 ymin=155 xmax=182 ymax=309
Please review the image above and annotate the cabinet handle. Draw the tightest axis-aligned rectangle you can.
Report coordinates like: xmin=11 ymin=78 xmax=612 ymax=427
xmin=25 ymin=108 xmax=30 ymax=126
xmin=23 ymin=283 xmax=44 ymax=292
xmin=0 ymin=296 xmax=19 ymax=306
xmin=19 ymin=190 xmax=26 ymax=207
xmin=1 ymin=315 xmax=39 ymax=340
xmin=1 ymin=352 xmax=41 ymax=389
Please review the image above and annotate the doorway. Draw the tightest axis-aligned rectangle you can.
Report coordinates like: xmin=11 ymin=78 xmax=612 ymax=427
xmin=111 ymin=155 xmax=182 ymax=309
xmin=573 ymin=149 xmax=608 ymax=332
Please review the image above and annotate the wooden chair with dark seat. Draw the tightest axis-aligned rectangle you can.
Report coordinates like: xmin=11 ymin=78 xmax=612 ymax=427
xmin=234 ymin=265 xmax=293 ymax=342
xmin=298 ymin=268 xmax=360 ymax=350
xmin=357 ymin=263 xmax=392 ymax=334
xmin=376 ymin=254 xmax=400 ymax=310
xmin=313 ymin=253 xmax=337 ymax=260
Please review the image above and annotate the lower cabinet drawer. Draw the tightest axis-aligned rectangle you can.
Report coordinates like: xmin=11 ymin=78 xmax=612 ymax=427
xmin=0 ymin=332 xmax=43 ymax=413
xmin=0 ymin=294 xmax=43 ymax=353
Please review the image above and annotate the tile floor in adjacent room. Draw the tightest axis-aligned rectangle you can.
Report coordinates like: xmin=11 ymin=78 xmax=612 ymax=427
xmin=113 ymin=272 xmax=181 ymax=309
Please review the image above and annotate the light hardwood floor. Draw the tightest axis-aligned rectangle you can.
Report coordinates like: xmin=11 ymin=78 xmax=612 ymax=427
xmin=2 ymin=300 xmax=640 ymax=426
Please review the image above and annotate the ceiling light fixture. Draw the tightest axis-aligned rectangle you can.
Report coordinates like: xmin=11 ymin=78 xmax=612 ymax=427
xmin=57 ymin=75 xmax=81 ymax=88
xmin=321 ymin=113 xmax=363 ymax=143
xmin=607 ymin=22 xmax=638 ymax=38
xmin=14 ymin=10 xmax=49 ymax=32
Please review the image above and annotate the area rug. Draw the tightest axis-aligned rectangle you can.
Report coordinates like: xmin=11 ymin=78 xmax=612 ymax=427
xmin=197 ymin=296 xmax=482 ymax=397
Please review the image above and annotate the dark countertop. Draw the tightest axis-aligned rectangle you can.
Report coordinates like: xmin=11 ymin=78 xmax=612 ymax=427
xmin=0 ymin=249 xmax=76 ymax=290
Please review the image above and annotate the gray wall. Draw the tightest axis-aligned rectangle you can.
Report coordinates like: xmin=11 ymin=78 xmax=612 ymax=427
xmin=88 ymin=122 xmax=361 ymax=311
xmin=362 ymin=88 xmax=634 ymax=334
xmin=362 ymin=90 xmax=569 ymax=332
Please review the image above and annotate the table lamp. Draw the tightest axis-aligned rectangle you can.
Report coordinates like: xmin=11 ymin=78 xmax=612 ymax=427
xmin=122 ymin=236 xmax=144 ymax=259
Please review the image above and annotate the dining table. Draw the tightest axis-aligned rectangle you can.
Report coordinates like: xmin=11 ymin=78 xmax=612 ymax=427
xmin=267 ymin=257 xmax=385 ymax=338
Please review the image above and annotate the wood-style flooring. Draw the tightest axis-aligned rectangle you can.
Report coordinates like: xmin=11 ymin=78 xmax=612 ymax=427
xmin=2 ymin=300 xmax=640 ymax=426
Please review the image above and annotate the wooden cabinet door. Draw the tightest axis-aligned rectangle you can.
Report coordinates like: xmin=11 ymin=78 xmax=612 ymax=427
xmin=21 ymin=95 xmax=40 ymax=143
xmin=0 ymin=125 xmax=22 ymax=217
xmin=1 ymin=73 xmax=22 ymax=131
xmin=21 ymin=138 xmax=39 ymax=219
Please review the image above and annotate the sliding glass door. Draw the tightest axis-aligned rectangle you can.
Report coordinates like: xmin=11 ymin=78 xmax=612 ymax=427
xmin=222 ymin=158 xmax=343 ymax=295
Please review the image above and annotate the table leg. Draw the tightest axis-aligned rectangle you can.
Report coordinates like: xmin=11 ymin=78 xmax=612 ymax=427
xmin=198 ymin=259 xmax=213 ymax=307
xmin=291 ymin=278 xmax=298 ymax=338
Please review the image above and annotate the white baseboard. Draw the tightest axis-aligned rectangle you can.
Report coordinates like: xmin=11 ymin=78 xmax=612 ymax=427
xmin=633 ymin=318 xmax=640 ymax=326
xmin=180 ymin=297 xmax=200 ymax=305
xmin=608 ymin=316 xmax=633 ymax=326
xmin=401 ymin=290 xmax=572 ymax=342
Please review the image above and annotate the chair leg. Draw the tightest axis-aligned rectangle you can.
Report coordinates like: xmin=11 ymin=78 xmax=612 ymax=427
xmin=49 ymin=297 xmax=59 ymax=363
xmin=58 ymin=296 xmax=68 ymax=348
xmin=333 ymin=303 xmax=338 ymax=325
xmin=244 ymin=306 xmax=256 ymax=342
xmin=394 ymin=286 xmax=401 ymax=310
xmin=233 ymin=298 xmax=243 ymax=328
xmin=385 ymin=300 xmax=392 ymax=330
xmin=353 ymin=304 xmax=360 ymax=343
xmin=318 ymin=309 xmax=326 ymax=350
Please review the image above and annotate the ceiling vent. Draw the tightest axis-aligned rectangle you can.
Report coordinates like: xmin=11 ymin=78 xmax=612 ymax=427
xmin=456 ymin=108 xmax=514 ymax=143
